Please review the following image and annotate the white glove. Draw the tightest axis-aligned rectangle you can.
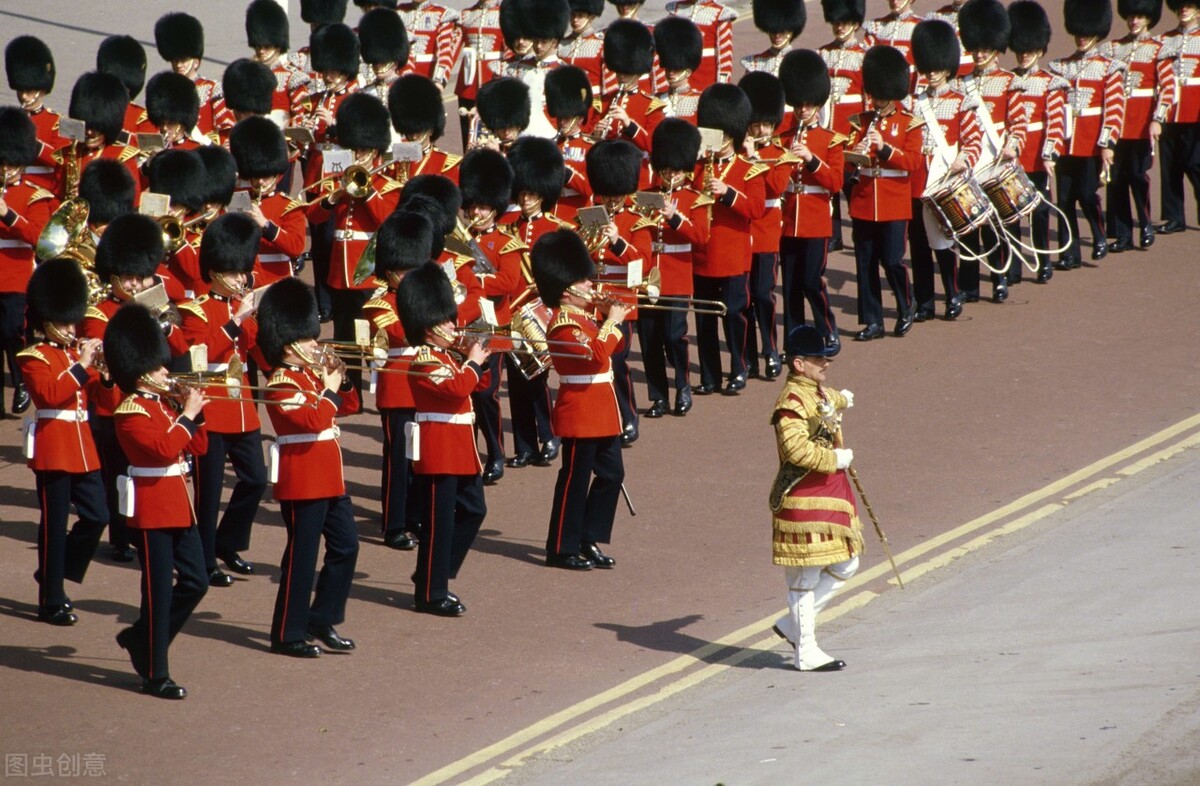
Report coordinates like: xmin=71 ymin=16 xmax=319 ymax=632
xmin=834 ymin=448 xmax=854 ymax=469
xmin=839 ymin=389 xmax=854 ymax=408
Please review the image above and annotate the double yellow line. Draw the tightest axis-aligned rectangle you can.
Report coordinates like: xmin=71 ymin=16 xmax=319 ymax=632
xmin=414 ymin=412 xmax=1200 ymax=785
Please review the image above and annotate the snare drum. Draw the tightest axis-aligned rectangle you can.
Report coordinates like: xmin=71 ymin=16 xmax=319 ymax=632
xmin=980 ymin=162 xmax=1040 ymax=224
xmin=921 ymin=174 xmax=992 ymax=237
xmin=510 ymin=298 xmax=553 ymax=380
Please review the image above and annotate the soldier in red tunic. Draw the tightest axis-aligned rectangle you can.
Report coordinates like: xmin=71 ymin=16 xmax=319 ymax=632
xmin=560 ymin=0 xmax=607 ymax=93
xmin=260 ymin=278 xmax=361 ymax=659
xmin=863 ymin=0 xmax=923 ymax=66
xmin=145 ymin=71 xmax=206 ymax=153
xmin=108 ymin=304 xmax=210 ymax=700
xmin=4 ymin=37 xmax=65 ymax=192
xmin=589 ymin=20 xmax=667 ymax=153
xmin=741 ymin=0 xmax=806 ymax=76
xmin=146 ymin=149 xmax=209 ymax=300
xmin=474 ymin=76 xmax=532 ymax=151
xmin=386 ymin=75 xmax=464 ymax=184
xmin=531 ymin=230 xmax=628 ymax=571
xmin=1153 ymin=0 xmax=1200 ymax=234
xmin=295 ymin=23 xmax=363 ymax=146
xmin=654 ymin=17 xmax=705 ymax=123
xmin=397 ymin=0 xmax=464 ymax=90
xmin=245 ymin=0 xmax=312 ymax=128
xmin=398 ymin=263 xmax=491 ymax=615
xmin=19 ymin=260 xmax=108 ymax=626
xmin=219 ymin=59 xmax=278 ymax=136
xmin=293 ymin=0 xmax=353 ymax=81
xmin=62 ymin=72 xmax=144 ymax=199
xmin=820 ymin=0 xmax=871 ymax=253
xmin=665 ymin=0 xmax=738 ymax=88
xmin=358 ymin=8 xmax=412 ymax=104
xmin=455 ymin=0 xmax=506 ymax=142
xmin=97 ymin=36 xmax=156 ymax=141
xmin=545 ymin=66 xmax=597 ymax=220
xmin=153 ymin=13 xmax=224 ymax=142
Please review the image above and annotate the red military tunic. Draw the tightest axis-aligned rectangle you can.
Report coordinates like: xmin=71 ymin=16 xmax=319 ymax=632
xmin=18 ymin=341 xmax=102 ymax=473
xmin=122 ymin=102 xmax=157 ymax=138
xmin=664 ymin=0 xmax=737 ymax=88
xmin=399 ymin=1 xmax=463 ymax=86
xmin=1102 ymin=33 xmax=1164 ymax=141
xmin=747 ymin=139 xmax=793 ymax=254
xmin=248 ymin=188 xmax=308 ymax=282
xmin=777 ymin=123 xmax=847 ymax=239
xmin=24 ymin=106 xmax=68 ymax=191
xmin=559 ymin=30 xmax=607 ymax=92
xmin=1155 ymin=24 xmax=1200 ymax=124
xmin=455 ymin=1 xmax=505 ymax=103
xmin=1048 ymin=49 xmax=1126 ymax=156
xmin=588 ymin=203 xmax=645 ymax=321
xmin=627 ymin=184 xmax=710 ymax=296
xmin=547 ymin=305 xmax=623 ymax=438
xmin=741 ymin=47 xmax=791 ymax=77
xmin=265 ymin=365 xmax=360 ymax=501
xmin=820 ymin=40 xmax=869 ymax=137
xmin=294 ymin=78 xmax=360 ymax=145
xmin=656 ymin=87 xmax=702 ymax=124
xmin=556 ymin=132 xmax=596 ymax=221
xmin=0 ymin=180 xmax=55 ymax=293
xmin=56 ymin=142 xmax=145 ymax=199
xmin=114 ymin=392 xmax=208 ymax=529
xmin=690 ymin=154 xmax=768 ymax=277
xmin=362 ymin=288 xmax=417 ymax=409
xmin=410 ymin=344 xmax=486 ymax=475
xmin=178 ymin=293 xmax=261 ymax=434
xmin=1009 ymin=66 xmax=1068 ymax=174
xmin=394 ymin=146 xmax=462 ymax=184
xmin=924 ymin=3 xmax=976 ymax=78
xmin=191 ymin=75 xmax=224 ymax=139
xmin=163 ymin=228 xmax=207 ymax=299
xmin=846 ymin=107 xmax=925 ymax=222
xmin=587 ymin=89 xmax=667 ymax=153
xmin=306 ymin=166 xmax=402 ymax=291
xmin=863 ymin=10 xmax=923 ymax=66
xmin=472 ymin=225 xmax=527 ymax=324
xmin=264 ymin=54 xmax=313 ymax=124
xmin=906 ymin=82 xmax=983 ymax=198
xmin=958 ymin=65 xmax=1029 ymax=167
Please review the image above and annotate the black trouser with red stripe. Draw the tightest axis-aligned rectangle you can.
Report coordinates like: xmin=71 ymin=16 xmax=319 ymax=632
xmin=779 ymin=236 xmax=838 ymax=344
xmin=1107 ymin=138 xmax=1153 ymax=242
xmin=1055 ymin=155 xmax=1105 ymax=260
xmin=193 ymin=429 xmax=266 ymax=570
xmin=380 ymin=407 xmax=419 ymax=536
xmin=545 ymin=436 xmax=623 ymax=558
xmin=694 ymin=273 xmax=749 ymax=386
xmin=743 ymin=251 xmax=780 ymax=371
xmin=0 ymin=292 xmax=25 ymax=407
xmin=637 ymin=307 xmax=689 ymax=404
xmin=413 ymin=474 xmax=486 ymax=604
xmin=131 ymin=524 xmax=207 ymax=680
xmin=89 ymin=415 xmax=130 ymax=550
xmin=852 ymin=218 xmax=913 ymax=327
xmin=472 ymin=353 xmax=505 ymax=464
xmin=909 ymin=199 xmax=963 ymax=308
xmin=610 ymin=321 xmax=638 ymax=432
xmin=1018 ymin=170 xmax=1054 ymax=278
xmin=272 ymin=495 xmax=359 ymax=646
xmin=34 ymin=470 xmax=107 ymax=609
xmin=506 ymin=354 xmax=554 ymax=458
xmin=1158 ymin=121 xmax=1200 ymax=226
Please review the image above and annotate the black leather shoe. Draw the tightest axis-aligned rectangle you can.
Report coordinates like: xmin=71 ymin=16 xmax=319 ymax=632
xmin=745 ymin=364 xmax=761 ymax=379
xmin=533 ymin=437 xmax=561 ymax=466
xmin=271 ymin=640 xmax=322 ymax=658
xmin=803 ymin=659 xmax=847 ymax=672
xmin=1036 ymin=266 xmax=1053 ymax=283
xmin=854 ymin=324 xmax=884 ymax=341
xmin=109 ymin=545 xmax=135 ymax=563
xmin=12 ymin=383 xmax=31 ymax=415
xmin=383 ymin=531 xmax=418 ymax=550
xmin=317 ymin=309 xmax=333 ymax=324
xmin=1108 ymin=237 xmax=1133 ymax=254
xmin=824 ymin=336 xmax=841 ymax=355
xmin=827 ymin=237 xmax=844 ymax=252
xmin=992 ymin=284 xmax=1009 ymax=303
xmin=722 ymin=374 xmax=746 ymax=395
xmin=944 ymin=298 xmax=963 ymax=320
xmin=580 ymin=542 xmax=615 ymax=568
xmin=693 ymin=383 xmax=716 ymax=396
xmin=38 ymin=605 xmax=77 ymax=626
xmin=307 ymin=624 xmax=356 ymax=651
xmin=1054 ymin=256 xmax=1080 ymax=271
xmin=482 ymin=459 xmax=505 ymax=485
xmin=893 ymin=311 xmax=914 ymax=337
xmin=673 ymin=387 xmax=693 ymax=416
xmin=1091 ymin=241 xmax=1108 ymax=260
xmin=645 ymin=399 xmax=667 ymax=418
xmin=116 ymin=626 xmax=148 ymax=677
xmin=764 ymin=356 xmax=782 ymax=379
xmin=142 ymin=677 xmax=187 ymax=699
xmin=506 ymin=452 xmax=532 ymax=469
xmin=545 ymin=553 xmax=594 ymax=571
xmin=619 ymin=422 xmax=639 ymax=446
xmin=414 ymin=597 xmax=466 ymax=617
xmin=1140 ymin=226 xmax=1155 ymax=248
xmin=963 ymin=291 xmax=981 ymax=303
xmin=1155 ymin=220 xmax=1186 ymax=234
xmin=912 ymin=306 xmax=934 ymax=323
xmin=208 ymin=568 xmax=234 ymax=588
xmin=218 ymin=551 xmax=254 ymax=575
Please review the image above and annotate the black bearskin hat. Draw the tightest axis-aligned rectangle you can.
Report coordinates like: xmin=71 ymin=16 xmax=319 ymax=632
xmin=753 ymin=0 xmax=807 ymax=36
xmin=301 ymin=0 xmax=349 ymax=24
xmin=779 ymin=49 xmax=831 ymax=107
xmin=585 ymin=139 xmax=642 ymax=197
xmin=310 ymin=23 xmax=361 ymax=76
xmin=862 ymin=45 xmax=910 ymax=101
xmin=397 ymin=261 xmax=457 ymax=342
xmin=27 ymin=258 xmax=88 ymax=326
xmin=95 ymin=214 xmax=166 ymax=280
xmin=375 ymin=209 xmax=437 ymax=277
xmin=196 ymin=145 xmax=238 ymax=207
xmin=1118 ymin=0 xmax=1161 ymax=25
xmin=959 ymin=0 xmax=1012 ymax=53
xmin=105 ymin=304 xmax=171 ymax=393
xmin=1167 ymin=0 xmax=1193 ymax=13
xmin=247 ymin=0 xmax=291 ymax=50
xmin=200 ymin=213 xmax=262 ymax=281
xmin=69 ymin=72 xmax=129 ymax=145
xmin=388 ymin=74 xmax=446 ymax=140
xmin=821 ymin=0 xmax=865 ymax=24
xmin=256 ymin=278 xmax=320 ymax=368
xmin=500 ymin=0 xmax=526 ymax=49
xmin=400 ymin=175 xmax=462 ymax=236
xmin=604 ymin=19 xmax=655 ymax=75
xmin=506 ymin=0 xmax=572 ymax=42
xmin=655 ymin=17 xmax=703 ymax=71
xmin=6 ymin=36 xmax=56 ymax=93
xmin=544 ymin=65 xmax=593 ymax=119
xmin=335 ymin=92 xmax=391 ymax=150
xmin=147 ymin=149 xmax=207 ymax=213
xmin=650 ymin=118 xmax=701 ymax=173
xmin=739 ymin=71 xmax=786 ymax=126
xmin=79 ymin=160 xmax=136 ymax=226
xmin=477 ymin=77 xmax=532 ymax=132
xmin=359 ymin=8 xmax=411 ymax=66
xmin=394 ymin=195 xmax=449 ymax=258
xmin=507 ymin=136 xmax=565 ymax=206
xmin=146 ymin=71 xmax=200 ymax=130
xmin=154 ymin=12 xmax=205 ymax=62
xmin=222 ymin=59 xmax=276 ymax=116
xmin=569 ymin=0 xmax=606 ymax=16
xmin=1064 ymin=0 xmax=1114 ymax=38
xmin=0 ymin=107 xmax=40 ymax=167
xmin=531 ymin=230 xmax=594 ymax=307
xmin=460 ymin=148 xmax=514 ymax=213
xmin=97 ymin=36 xmax=147 ymax=100
xmin=697 ymin=83 xmax=753 ymax=148
xmin=1008 ymin=1 xmax=1052 ymax=53
xmin=230 ymin=116 xmax=290 ymax=178
xmin=913 ymin=20 xmax=961 ymax=75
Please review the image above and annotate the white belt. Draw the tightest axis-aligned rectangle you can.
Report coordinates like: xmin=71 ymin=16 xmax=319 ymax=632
xmin=36 ymin=409 xmax=89 ymax=422
xmin=415 ymin=412 xmax=475 ymax=424
xmin=1075 ymin=107 xmax=1102 ymax=117
xmin=788 ymin=182 xmax=830 ymax=194
xmin=598 ymin=264 xmax=629 ymax=276
xmin=560 ymin=371 xmax=613 ymax=385
xmin=259 ymin=253 xmax=290 ymax=263
xmin=481 ymin=52 xmax=503 ymax=61
xmin=0 ymin=239 xmax=32 ymax=249
xmin=701 ymin=47 xmax=716 ymax=56
xmin=657 ymin=243 xmax=692 ymax=253
xmin=206 ymin=363 xmax=229 ymax=373
xmin=334 ymin=230 xmax=372 ymax=241
xmin=1025 ymin=121 xmax=1044 ymax=132
xmin=128 ymin=462 xmax=186 ymax=478
xmin=1183 ymin=77 xmax=1200 ymax=86
xmin=561 ymin=187 xmax=581 ymax=197
xmin=413 ymin=54 xmax=435 ymax=63
xmin=276 ymin=427 xmax=339 ymax=446
xmin=859 ymin=167 xmax=906 ymax=178
xmin=1130 ymin=88 xmax=1155 ymax=98
xmin=837 ymin=93 xmax=862 ymax=104
xmin=387 ymin=347 xmax=419 ymax=358
xmin=25 ymin=165 xmax=53 ymax=174
xmin=763 ymin=198 xmax=781 ymax=208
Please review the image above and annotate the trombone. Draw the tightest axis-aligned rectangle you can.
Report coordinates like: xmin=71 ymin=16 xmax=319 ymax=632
xmin=158 ymin=374 xmax=321 ymax=407
xmin=316 ymin=340 xmax=437 ymax=376
xmin=158 ymin=209 xmax=217 ymax=253
xmin=294 ymin=160 xmax=393 ymax=209
xmin=593 ymin=269 xmax=728 ymax=316
xmin=455 ymin=325 xmax=590 ymax=355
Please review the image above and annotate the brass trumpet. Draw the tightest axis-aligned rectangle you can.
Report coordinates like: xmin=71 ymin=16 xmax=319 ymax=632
xmin=158 ymin=209 xmax=217 ymax=253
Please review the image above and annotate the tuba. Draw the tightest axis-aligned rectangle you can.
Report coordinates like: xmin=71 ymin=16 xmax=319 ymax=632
xmin=36 ymin=198 xmax=106 ymax=304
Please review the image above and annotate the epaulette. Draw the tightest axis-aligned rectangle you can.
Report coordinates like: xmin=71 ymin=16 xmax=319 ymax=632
xmin=178 ymin=298 xmax=208 ymax=321
xmin=363 ymin=297 xmax=393 ymax=312
xmin=499 ymin=235 xmax=528 ymax=255
xmin=51 ymin=149 xmax=63 ymax=165
xmin=693 ymin=193 xmax=716 ymax=207
xmin=378 ymin=177 xmax=403 ymax=195
xmin=85 ymin=306 xmax=109 ymax=323
xmin=441 ymin=152 xmax=462 ymax=172
xmin=281 ymin=199 xmax=306 ymax=215
xmin=549 ymin=310 xmax=578 ymax=332
xmin=414 ymin=344 xmax=440 ymax=365
xmin=631 ymin=215 xmax=659 ymax=232
xmin=778 ymin=151 xmax=804 ymax=165
xmin=118 ymin=146 xmax=139 ymax=163
xmin=372 ymin=309 xmax=400 ymax=328
xmin=268 ymin=368 xmax=301 ymax=387
xmin=592 ymin=97 xmax=604 ymax=113
xmin=745 ymin=162 xmax=770 ymax=180
xmin=115 ymin=398 xmax=151 ymax=418
xmin=547 ymin=214 xmax=574 ymax=228
xmin=647 ymin=97 xmax=667 ymax=113
xmin=29 ymin=187 xmax=56 ymax=203
xmin=830 ymin=132 xmax=851 ymax=147
xmin=907 ymin=116 xmax=926 ymax=131
xmin=137 ymin=110 xmax=149 ymax=125
xmin=205 ymin=131 xmax=221 ymax=146
xmin=16 ymin=345 xmax=48 ymax=364
xmin=848 ymin=112 xmax=864 ymax=130
xmin=450 ymin=251 xmax=474 ymax=270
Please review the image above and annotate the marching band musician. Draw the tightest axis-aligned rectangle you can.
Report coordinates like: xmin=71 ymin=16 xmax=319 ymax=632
xmin=146 ymin=148 xmax=209 ymax=300
xmin=19 ymin=259 xmax=108 ymax=627
xmin=229 ymin=117 xmax=308 ymax=283
xmin=545 ymin=65 xmax=597 ymax=220
xmin=398 ymin=262 xmax=491 ymax=616
xmin=560 ymin=0 xmax=608 ymax=94
xmin=297 ymin=23 xmax=363 ymax=145
xmin=362 ymin=209 xmax=440 ymax=550
xmin=488 ymin=0 xmax=569 ymax=141
xmin=820 ymin=0 xmax=870 ymax=253
xmin=60 ymin=73 xmax=142 ymax=198
xmin=5 ymin=37 xmax=65 ymax=194
xmin=220 ymin=59 xmax=279 ymax=132
xmin=96 ymin=36 xmax=156 ymax=140
xmin=601 ymin=0 xmax=662 ymax=96
xmin=76 ymin=159 xmax=135 ymax=241
xmin=589 ymin=20 xmax=667 ymax=153
xmin=741 ymin=0 xmax=806 ymax=76
xmin=108 ymin=303 xmax=210 ymax=700
xmin=359 ymin=7 xmax=412 ymax=103
xmin=1048 ymin=0 xmax=1126 ymax=270
xmin=531 ymin=229 xmax=627 ymax=571
xmin=693 ymin=83 xmax=767 ymax=396
xmin=907 ymin=20 xmax=979 ymax=320
xmin=634 ymin=118 xmax=711 ymax=418
xmin=396 ymin=0 xmax=463 ymax=91
xmin=1101 ymin=0 xmax=1166 ymax=253
xmin=846 ymin=45 xmax=922 ymax=341
xmin=245 ymin=0 xmax=312 ymax=128
xmin=386 ymin=74 xmax=463 ymax=184
xmin=0 ymin=106 xmax=56 ymax=417
xmin=474 ymin=76 xmax=533 ymax=151
xmin=664 ymin=0 xmax=738 ymax=88
xmin=777 ymin=50 xmax=846 ymax=353
xmin=152 ymin=12 xmax=224 ymax=142
xmin=654 ymin=17 xmax=705 ymax=123
xmin=1007 ymin=0 xmax=1069 ymax=284
xmin=260 ymin=277 xmax=361 ymax=659
xmin=925 ymin=0 xmax=979 ymax=78
xmin=196 ymin=146 xmax=238 ymax=220
xmin=179 ymin=214 xmax=268 ymax=588
xmin=1153 ymin=0 xmax=1200 ymax=235
xmin=144 ymin=71 xmax=207 ymax=152
xmin=293 ymin=0 xmax=352 ymax=80
xmin=455 ymin=0 xmax=505 ymax=143
xmin=862 ymin=0 xmax=923 ymax=66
